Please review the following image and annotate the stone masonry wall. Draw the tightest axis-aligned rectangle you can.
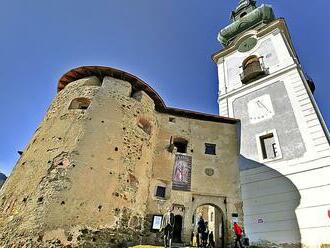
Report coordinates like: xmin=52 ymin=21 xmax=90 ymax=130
xmin=0 ymin=76 xmax=158 ymax=247
xmin=0 ymin=74 xmax=242 ymax=248
xmin=143 ymin=114 xmax=242 ymax=247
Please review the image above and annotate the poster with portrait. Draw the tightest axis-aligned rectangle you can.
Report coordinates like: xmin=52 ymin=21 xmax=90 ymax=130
xmin=172 ymin=154 xmax=192 ymax=191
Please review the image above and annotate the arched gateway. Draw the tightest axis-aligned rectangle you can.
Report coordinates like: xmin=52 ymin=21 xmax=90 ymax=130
xmin=179 ymin=195 xmax=230 ymax=248
xmin=193 ymin=204 xmax=226 ymax=248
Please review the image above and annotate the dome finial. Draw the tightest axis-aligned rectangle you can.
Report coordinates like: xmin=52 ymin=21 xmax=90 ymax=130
xmin=238 ymin=0 xmax=257 ymax=6
xmin=239 ymin=0 xmax=256 ymax=4
xmin=232 ymin=0 xmax=257 ymax=22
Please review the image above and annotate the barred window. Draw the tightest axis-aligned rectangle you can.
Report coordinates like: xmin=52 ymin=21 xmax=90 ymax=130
xmin=155 ymin=186 xmax=166 ymax=198
xmin=205 ymin=143 xmax=216 ymax=155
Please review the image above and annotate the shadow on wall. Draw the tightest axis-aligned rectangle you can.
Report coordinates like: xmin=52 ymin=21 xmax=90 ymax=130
xmin=239 ymin=155 xmax=302 ymax=248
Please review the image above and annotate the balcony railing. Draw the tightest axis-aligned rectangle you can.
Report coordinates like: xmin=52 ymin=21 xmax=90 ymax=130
xmin=240 ymin=56 xmax=268 ymax=84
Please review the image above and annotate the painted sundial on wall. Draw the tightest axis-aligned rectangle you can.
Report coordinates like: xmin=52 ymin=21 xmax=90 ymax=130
xmin=248 ymin=94 xmax=275 ymax=124
xmin=238 ymin=37 xmax=257 ymax=53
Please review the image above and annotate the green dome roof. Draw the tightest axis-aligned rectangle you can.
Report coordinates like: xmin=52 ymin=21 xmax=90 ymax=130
xmin=218 ymin=1 xmax=275 ymax=47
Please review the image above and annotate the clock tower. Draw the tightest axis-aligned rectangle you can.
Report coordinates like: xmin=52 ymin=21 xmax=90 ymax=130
xmin=213 ymin=1 xmax=330 ymax=247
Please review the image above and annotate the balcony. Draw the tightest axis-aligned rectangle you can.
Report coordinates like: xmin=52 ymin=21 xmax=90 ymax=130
xmin=240 ymin=56 xmax=268 ymax=84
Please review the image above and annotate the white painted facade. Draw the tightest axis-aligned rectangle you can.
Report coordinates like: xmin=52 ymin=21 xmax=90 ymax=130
xmin=215 ymin=19 xmax=330 ymax=247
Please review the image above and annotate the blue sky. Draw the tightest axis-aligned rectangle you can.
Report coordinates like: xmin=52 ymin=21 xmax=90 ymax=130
xmin=0 ymin=0 xmax=329 ymax=176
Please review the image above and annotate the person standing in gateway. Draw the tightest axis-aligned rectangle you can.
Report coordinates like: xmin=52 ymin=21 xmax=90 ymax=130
xmin=160 ymin=207 xmax=175 ymax=248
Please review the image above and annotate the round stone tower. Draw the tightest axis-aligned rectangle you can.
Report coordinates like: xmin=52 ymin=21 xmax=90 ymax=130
xmin=0 ymin=66 xmax=161 ymax=247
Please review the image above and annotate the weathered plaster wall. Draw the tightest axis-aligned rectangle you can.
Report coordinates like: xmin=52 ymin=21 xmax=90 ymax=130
xmin=144 ymin=114 xmax=242 ymax=247
xmin=0 ymin=76 xmax=100 ymax=246
xmin=0 ymin=74 xmax=242 ymax=247
xmin=0 ymin=75 xmax=157 ymax=247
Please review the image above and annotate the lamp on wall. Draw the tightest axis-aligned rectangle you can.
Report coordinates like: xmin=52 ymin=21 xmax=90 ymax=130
xmin=168 ymin=136 xmax=175 ymax=152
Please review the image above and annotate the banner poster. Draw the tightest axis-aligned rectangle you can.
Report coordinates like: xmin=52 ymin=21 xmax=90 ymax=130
xmin=172 ymin=154 xmax=192 ymax=191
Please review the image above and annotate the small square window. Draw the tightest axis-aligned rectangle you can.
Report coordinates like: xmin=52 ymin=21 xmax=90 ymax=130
xmin=260 ymin=133 xmax=278 ymax=160
xmin=155 ymin=186 xmax=166 ymax=198
xmin=169 ymin=117 xmax=176 ymax=123
xmin=205 ymin=143 xmax=216 ymax=155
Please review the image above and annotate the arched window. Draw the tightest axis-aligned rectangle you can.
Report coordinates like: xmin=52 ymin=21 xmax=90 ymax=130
xmin=240 ymin=12 xmax=247 ymax=18
xmin=240 ymin=55 xmax=267 ymax=84
xmin=68 ymin=97 xmax=91 ymax=110
xmin=137 ymin=117 xmax=152 ymax=135
xmin=243 ymin=55 xmax=259 ymax=68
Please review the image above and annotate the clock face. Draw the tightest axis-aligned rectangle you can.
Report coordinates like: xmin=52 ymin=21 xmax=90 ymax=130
xmin=248 ymin=94 xmax=274 ymax=123
xmin=238 ymin=37 xmax=257 ymax=53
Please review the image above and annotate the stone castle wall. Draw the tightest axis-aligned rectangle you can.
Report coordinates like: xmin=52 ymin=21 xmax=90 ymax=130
xmin=144 ymin=113 xmax=242 ymax=246
xmin=0 ymin=73 xmax=242 ymax=247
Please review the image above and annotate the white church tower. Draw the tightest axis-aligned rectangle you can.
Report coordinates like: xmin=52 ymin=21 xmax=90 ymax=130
xmin=213 ymin=1 xmax=330 ymax=247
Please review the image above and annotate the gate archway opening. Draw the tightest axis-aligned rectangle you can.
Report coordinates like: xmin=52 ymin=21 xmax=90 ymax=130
xmin=193 ymin=204 xmax=225 ymax=248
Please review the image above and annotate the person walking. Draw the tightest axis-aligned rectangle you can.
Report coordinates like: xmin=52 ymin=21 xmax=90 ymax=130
xmin=201 ymin=221 xmax=209 ymax=247
xmin=197 ymin=216 xmax=206 ymax=247
xmin=233 ymin=222 xmax=244 ymax=248
xmin=208 ymin=231 xmax=215 ymax=248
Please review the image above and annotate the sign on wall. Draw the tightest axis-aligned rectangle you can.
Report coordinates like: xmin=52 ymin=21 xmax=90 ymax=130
xmin=151 ymin=215 xmax=163 ymax=230
xmin=172 ymin=154 xmax=192 ymax=191
xmin=232 ymin=213 xmax=239 ymax=224
xmin=257 ymin=217 xmax=264 ymax=224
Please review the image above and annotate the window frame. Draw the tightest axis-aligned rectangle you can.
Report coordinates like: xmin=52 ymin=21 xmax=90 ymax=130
xmin=137 ymin=117 xmax=152 ymax=135
xmin=173 ymin=137 xmax=188 ymax=154
xmin=169 ymin=117 xmax=176 ymax=123
xmin=68 ymin=97 xmax=91 ymax=110
xmin=155 ymin=185 xmax=166 ymax=199
xmin=205 ymin=143 xmax=216 ymax=155
xmin=256 ymin=129 xmax=282 ymax=162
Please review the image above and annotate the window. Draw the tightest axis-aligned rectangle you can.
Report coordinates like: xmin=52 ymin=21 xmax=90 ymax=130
xmin=173 ymin=138 xmax=188 ymax=153
xmin=131 ymin=90 xmax=143 ymax=101
xmin=155 ymin=186 xmax=166 ymax=198
xmin=205 ymin=143 xmax=216 ymax=155
xmin=169 ymin=117 xmax=176 ymax=123
xmin=257 ymin=130 xmax=282 ymax=162
xmin=69 ymin=97 xmax=91 ymax=110
xmin=138 ymin=118 xmax=152 ymax=135
xmin=240 ymin=12 xmax=247 ymax=18
xmin=260 ymin=133 xmax=278 ymax=160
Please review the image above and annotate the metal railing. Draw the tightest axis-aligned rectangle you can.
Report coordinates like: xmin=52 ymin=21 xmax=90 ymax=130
xmin=240 ymin=56 xmax=268 ymax=84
